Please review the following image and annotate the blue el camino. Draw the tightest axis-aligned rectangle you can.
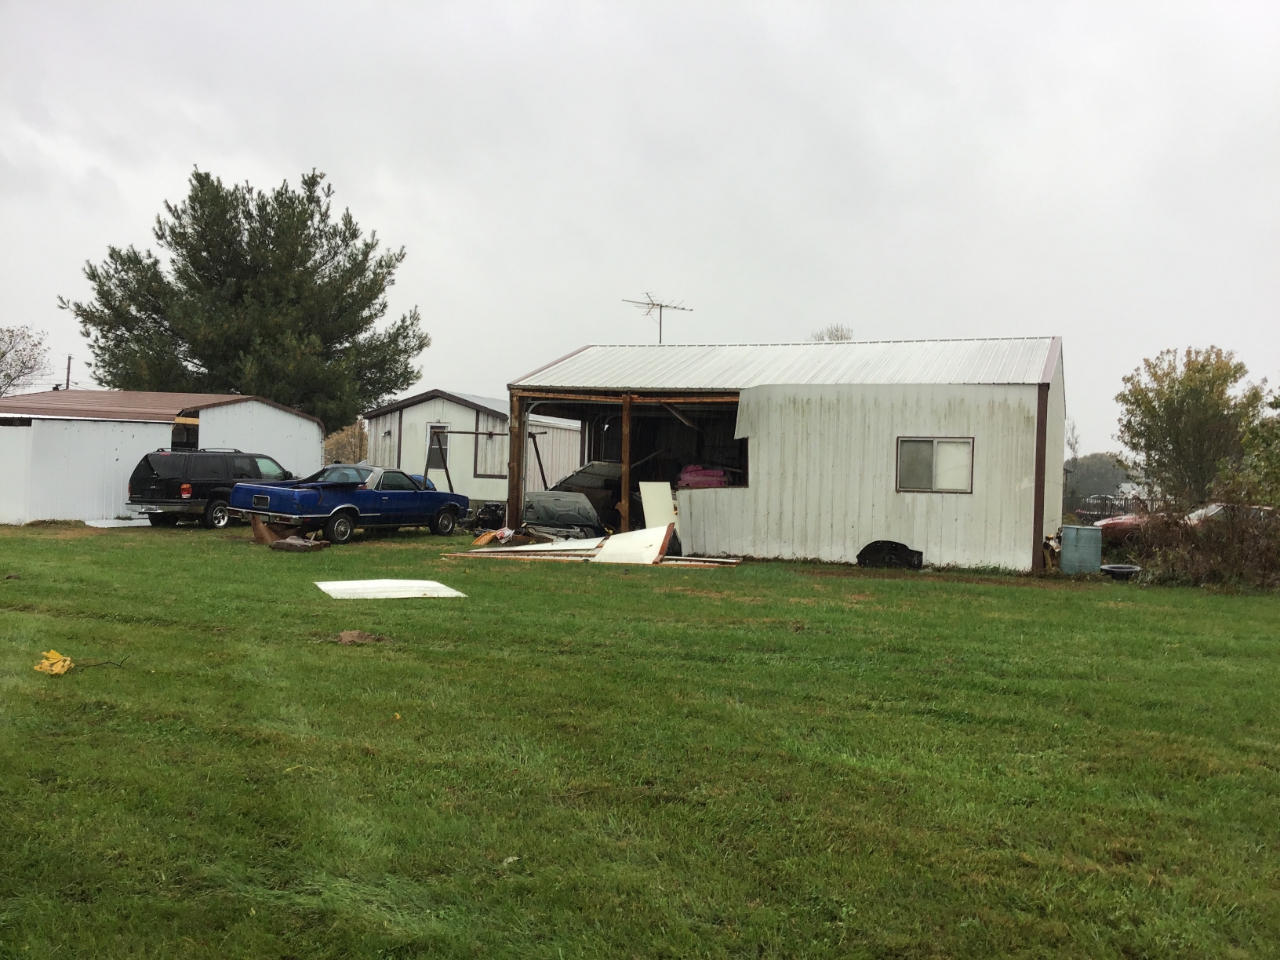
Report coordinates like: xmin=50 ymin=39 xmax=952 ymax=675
xmin=229 ymin=463 xmax=469 ymax=544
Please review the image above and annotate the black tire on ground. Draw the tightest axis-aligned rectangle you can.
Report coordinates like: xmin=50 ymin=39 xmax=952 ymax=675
xmin=147 ymin=514 xmax=179 ymax=527
xmin=202 ymin=499 xmax=230 ymax=530
xmin=323 ymin=512 xmax=356 ymax=544
xmin=431 ymin=509 xmax=456 ymax=536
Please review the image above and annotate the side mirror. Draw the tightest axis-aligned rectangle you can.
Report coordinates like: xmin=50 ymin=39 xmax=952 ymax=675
xmin=283 ymin=472 xmax=293 ymax=480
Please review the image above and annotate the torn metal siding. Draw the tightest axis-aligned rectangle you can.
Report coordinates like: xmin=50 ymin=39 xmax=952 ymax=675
xmin=678 ymin=383 xmax=1043 ymax=570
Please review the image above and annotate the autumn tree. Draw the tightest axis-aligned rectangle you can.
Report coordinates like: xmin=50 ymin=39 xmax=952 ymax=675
xmin=60 ymin=169 xmax=429 ymax=430
xmin=1115 ymin=347 xmax=1264 ymax=504
xmin=1236 ymin=395 xmax=1280 ymax=505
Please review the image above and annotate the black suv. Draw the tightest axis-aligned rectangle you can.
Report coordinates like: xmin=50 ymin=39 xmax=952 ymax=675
xmin=129 ymin=450 xmax=293 ymax=529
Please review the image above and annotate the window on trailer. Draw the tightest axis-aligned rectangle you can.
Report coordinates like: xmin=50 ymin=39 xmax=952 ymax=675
xmin=427 ymin=425 xmax=449 ymax=469
xmin=896 ymin=438 xmax=973 ymax=493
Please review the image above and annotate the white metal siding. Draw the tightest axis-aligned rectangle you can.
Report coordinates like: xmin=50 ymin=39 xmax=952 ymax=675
xmin=475 ymin=410 xmax=507 ymax=477
xmin=2 ymin=419 xmax=171 ymax=523
xmin=197 ymin=401 xmax=323 ymax=477
xmin=0 ymin=424 xmax=33 ymax=524
xmin=524 ymin=418 xmax=582 ymax=492
xmin=367 ymin=411 xmax=398 ymax=467
xmin=677 ymin=383 xmax=1042 ymax=570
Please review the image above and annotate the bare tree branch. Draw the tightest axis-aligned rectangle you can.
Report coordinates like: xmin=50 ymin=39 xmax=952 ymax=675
xmin=0 ymin=326 xmax=50 ymax=398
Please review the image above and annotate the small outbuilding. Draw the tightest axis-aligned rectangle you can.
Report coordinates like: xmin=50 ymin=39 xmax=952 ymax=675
xmin=0 ymin=389 xmax=324 ymax=524
xmin=507 ymin=337 xmax=1065 ymax=571
xmin=363 ymin=389 xmax=582 ymax=502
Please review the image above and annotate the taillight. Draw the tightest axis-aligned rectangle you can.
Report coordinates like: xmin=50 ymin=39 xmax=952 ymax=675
xmin=180 ymin=483 xmax=193 ymax=499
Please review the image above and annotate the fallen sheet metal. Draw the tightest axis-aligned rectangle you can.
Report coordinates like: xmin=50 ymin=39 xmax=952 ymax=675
xmin=638 ymin=482 xmax=680 ymax=539
xmin=469 ymin=537 xmax=605 ymax=554
xmin=315 ymin=579 xmax=466 ymax=599
xmin=86 ymin=518 xmax=152 ymax=528
xmin=448 ymin=521 xmax=741 ymax=567
xmin=592 ymin=523 xmax=673 ymax=565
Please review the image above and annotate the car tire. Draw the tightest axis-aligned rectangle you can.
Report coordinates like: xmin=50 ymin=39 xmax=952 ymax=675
xmin=431 ymin=509 xmax=456 ymax=537
xmin=147 ymin=514 xmax=179 ymax=527
xmin=202 ymin=499 xmax=230 ymax=530
xmin=323 ymin=512 xmax=356 ymax=545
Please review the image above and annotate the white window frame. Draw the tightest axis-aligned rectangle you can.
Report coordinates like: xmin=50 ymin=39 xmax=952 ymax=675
xmin=896 ymin=436 xmax=975 ymax=494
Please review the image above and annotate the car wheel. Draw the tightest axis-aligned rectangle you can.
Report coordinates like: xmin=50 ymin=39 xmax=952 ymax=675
xmin=202 ymin=499 xmax=230 ymax=530
xmin=431 ymin=509 xmax=456 ymax=536
xmin=147 ymin=514 xmax=179 ymax=527
xmin=323 ymin=512 xmax=356 ymax=545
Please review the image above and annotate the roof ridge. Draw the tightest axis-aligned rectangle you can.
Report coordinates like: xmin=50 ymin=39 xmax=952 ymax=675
xmin=576 ymin=337 xmax=1054 ymax=348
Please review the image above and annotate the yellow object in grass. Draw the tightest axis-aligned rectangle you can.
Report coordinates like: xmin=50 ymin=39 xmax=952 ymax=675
xmin=34 ymin=650 xmax=73 ymax=676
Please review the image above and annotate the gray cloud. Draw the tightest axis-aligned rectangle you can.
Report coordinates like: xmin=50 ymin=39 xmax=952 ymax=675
xmin=2 ymin=1 xmax=1277 ymax=450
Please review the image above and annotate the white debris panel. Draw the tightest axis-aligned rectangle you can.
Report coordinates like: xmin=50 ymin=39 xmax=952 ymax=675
xmin=315 ymin=580 xmax=467 ymax=599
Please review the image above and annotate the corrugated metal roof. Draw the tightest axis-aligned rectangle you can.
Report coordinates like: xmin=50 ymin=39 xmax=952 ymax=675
xmin=512 ymin=338 xmax=1060 ymax=391
xmin=0 ymin=389 xmax=321 ymax=425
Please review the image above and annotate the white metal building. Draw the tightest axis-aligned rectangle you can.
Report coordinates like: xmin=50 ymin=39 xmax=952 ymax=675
xmin=507 ymin=338 xmax=1065 ymax=571
xmin=0 ymin=390 xmax=324 ymax=524
xmin=363 ymin=389 xmax=582 ymax=502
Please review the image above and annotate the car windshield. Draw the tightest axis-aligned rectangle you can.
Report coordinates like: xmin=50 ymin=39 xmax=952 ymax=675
xmin=303 ymin=465 xmax=374 ymax=484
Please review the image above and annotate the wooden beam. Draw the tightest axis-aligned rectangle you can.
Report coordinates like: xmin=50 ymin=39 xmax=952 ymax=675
xmin=529 ymin=432 xmax=549 ymax=489
xmin=431 ymin=429 xmax=454 ymax=493
xmin=620 ymin=393 xmax=632 ymax=532
xmin=511 ymin=389 xmax=739 ymax=405
xmin=506 ymin=394 xmax=526 ymax=527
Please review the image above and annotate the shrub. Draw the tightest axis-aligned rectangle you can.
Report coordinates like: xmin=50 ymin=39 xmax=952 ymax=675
xmin=1131 ymin=500 xmax=1280 ymax=589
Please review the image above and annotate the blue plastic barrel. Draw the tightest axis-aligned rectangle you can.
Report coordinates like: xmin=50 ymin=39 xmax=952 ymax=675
xmin=1060 ymin=525 xmax=1102 ymax=574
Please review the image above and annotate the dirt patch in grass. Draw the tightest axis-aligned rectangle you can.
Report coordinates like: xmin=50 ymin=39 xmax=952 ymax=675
xmin=324 ymin=630 xmax=393 ymax=645
xmin=656 ymin=587 xmax=765 ymax=603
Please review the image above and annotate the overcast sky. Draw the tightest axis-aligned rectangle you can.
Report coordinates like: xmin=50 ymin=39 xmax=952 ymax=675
xmin=2 ymin=1 xmax=1277 ymax=451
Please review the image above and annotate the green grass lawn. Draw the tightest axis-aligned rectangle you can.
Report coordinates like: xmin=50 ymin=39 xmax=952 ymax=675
xmin=1 ymin=523 xmax=1277 ymax=959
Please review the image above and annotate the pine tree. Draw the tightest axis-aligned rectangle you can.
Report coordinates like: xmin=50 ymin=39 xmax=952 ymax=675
xmin=61 ymin=169 xmax=429 ymax=430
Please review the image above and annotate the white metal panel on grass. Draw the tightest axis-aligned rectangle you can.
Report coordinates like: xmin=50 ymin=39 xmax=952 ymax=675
xmin=678 ymin=383 xmax=1042 ymax=570
xmin=513 ymin=338 xmax=1056 ymax=391
xmin=197 ymin=400 xmax=323 ymax=478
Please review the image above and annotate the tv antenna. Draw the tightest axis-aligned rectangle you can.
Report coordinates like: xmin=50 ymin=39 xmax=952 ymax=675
xmin=622 ymin=292 xmax=691 ymax=344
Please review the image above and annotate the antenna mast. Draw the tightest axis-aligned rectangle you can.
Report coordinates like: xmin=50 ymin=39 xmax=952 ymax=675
xmin=622 ymin=292 xmax=692 ymax=344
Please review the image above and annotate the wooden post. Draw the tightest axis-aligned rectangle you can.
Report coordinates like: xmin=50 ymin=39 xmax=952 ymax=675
xmin=506 ymin=394 xmax=526 ymax=528
xmin=431 ymin=430 xmax=454 ymax=493
xmin=529 ymin=432 xmax=549 ymax=489
xmin=620 ymin=393 xmax=632 ymax=532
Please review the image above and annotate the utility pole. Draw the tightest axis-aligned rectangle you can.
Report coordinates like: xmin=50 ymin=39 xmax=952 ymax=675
xmin=622 ymin=293 xmax=692 ymax=344
xmin=65 ymin=355 xmax=71 ymax=391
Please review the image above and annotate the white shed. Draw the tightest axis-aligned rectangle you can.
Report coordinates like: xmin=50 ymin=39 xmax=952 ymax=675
xmin=0 ymin=390 xmax=324 ymax=524
xmin=507 ymin=337 xmax=1065 ymax=571
xmin=363 ymin=389 xmax=582 ymax=503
